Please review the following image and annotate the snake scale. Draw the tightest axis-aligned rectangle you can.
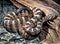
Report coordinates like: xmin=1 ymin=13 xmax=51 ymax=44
xmin=3 ymin=0 xmax=60 ymax=40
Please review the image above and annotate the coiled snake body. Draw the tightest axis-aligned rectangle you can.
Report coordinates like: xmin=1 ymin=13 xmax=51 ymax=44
xmin=3 ymin=6 xmax=59 ymax=39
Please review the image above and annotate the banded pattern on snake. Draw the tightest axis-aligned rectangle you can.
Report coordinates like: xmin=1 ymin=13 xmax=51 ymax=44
xmin=3 ymin=7 xmax=44 ymax=39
